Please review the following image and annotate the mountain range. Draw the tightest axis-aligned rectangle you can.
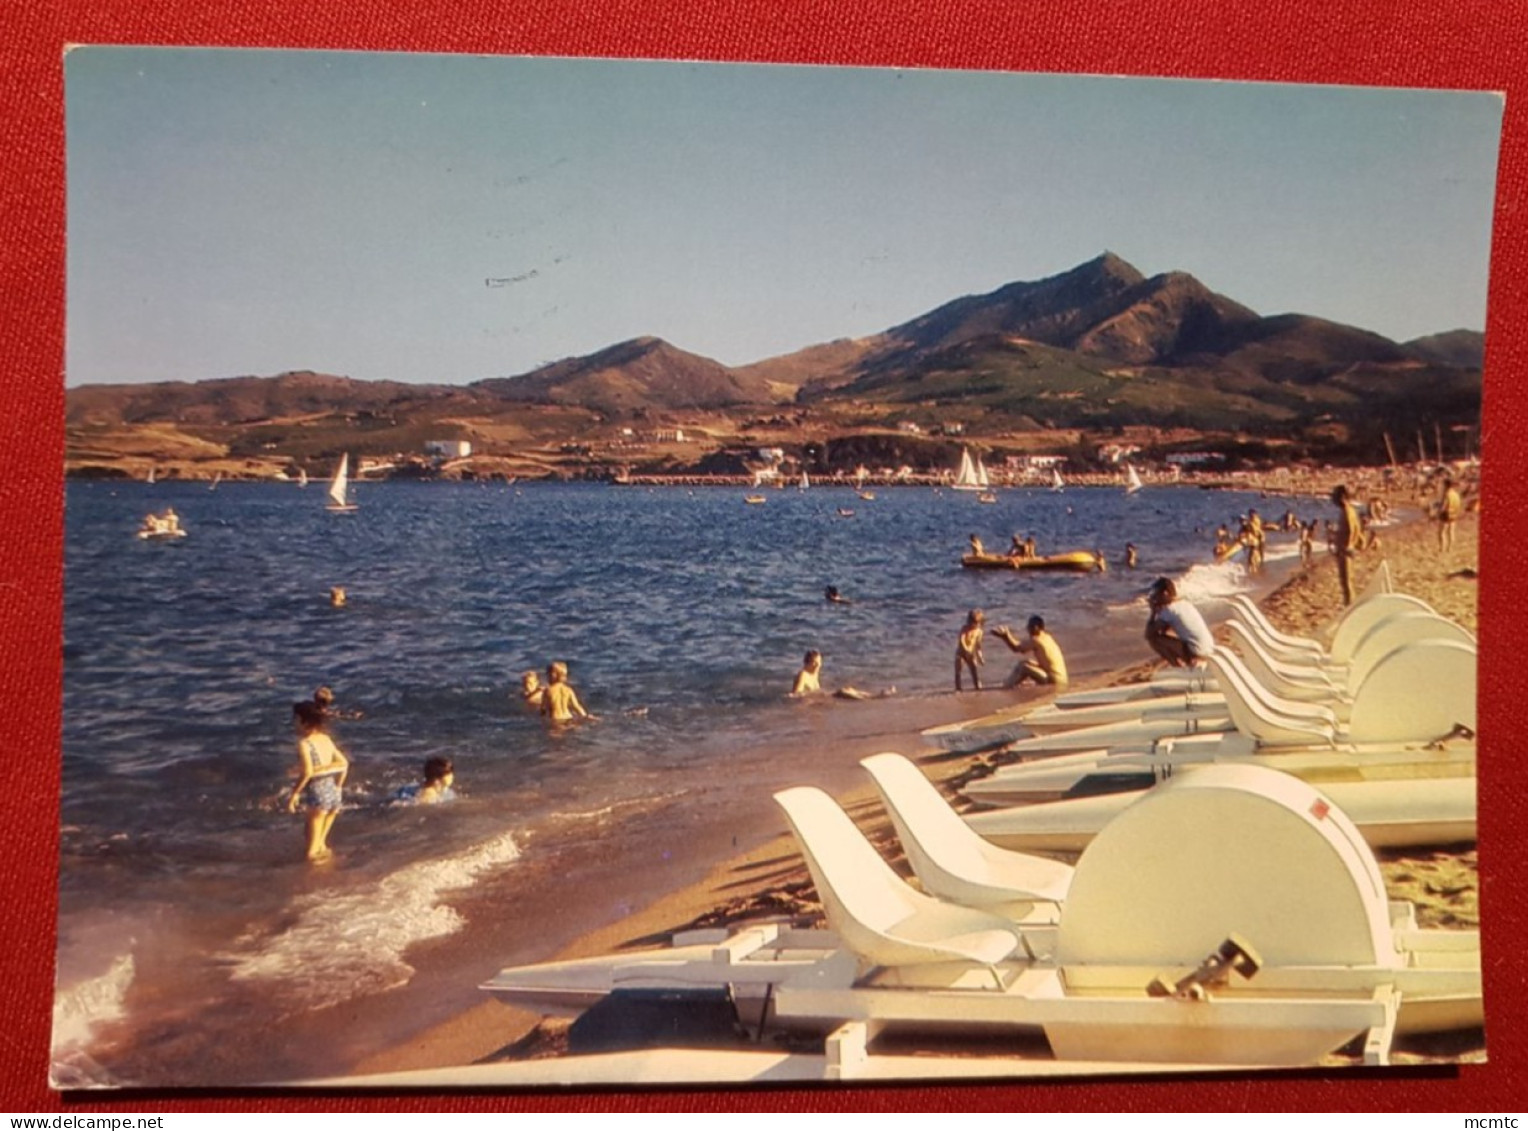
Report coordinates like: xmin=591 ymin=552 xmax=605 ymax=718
xmin=66 ymin=253 xmax=1482 ymax=469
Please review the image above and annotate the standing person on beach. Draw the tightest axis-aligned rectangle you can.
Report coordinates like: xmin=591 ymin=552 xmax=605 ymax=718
xmin=1242 ymin=509 xmax=1266 ymax=573
xmin=1332 ymin=484 xmax=1364 ymax=606
xmin=1144 ymin=577 xmax=1215 ymax=668
xmin=992 ymin=616 xmax=1069 ymax=688
xmin=1437 ymin=477 xmax=1464 ymax=554
xmin=287 ymin=700 xmax=349 ymax=862
xmin=541 ymin=661 xmax=594 ymax=723
xmin=954 ymin=609 xmax=986 ymax=691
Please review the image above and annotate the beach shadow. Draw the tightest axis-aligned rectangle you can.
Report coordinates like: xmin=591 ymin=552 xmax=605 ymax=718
xmin=730 ymin=852 xmax=798 ymax=872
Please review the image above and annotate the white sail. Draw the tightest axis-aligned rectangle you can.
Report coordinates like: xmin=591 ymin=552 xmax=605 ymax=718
xmin=799 ymin=470 xmax=810 ymax=490
xmin=1052 ymin=468 xmax=1064 ymax=492
xmin=146 ymin=466 xmax=156 ymax=485
xmin=327 ymin=455 xmax=355 ymax=510
xmin=976 ymin=457 xmax=990 ymax=488
xmin=298 ymin=468 xmax=309 ymax=489
xmin=1125 ymin=463 xmax=1144 ymax=495
xmin=209 ymin=472 xmax=221 ymax=491
xmin=953 ymin=447 xmax=983 ymax=491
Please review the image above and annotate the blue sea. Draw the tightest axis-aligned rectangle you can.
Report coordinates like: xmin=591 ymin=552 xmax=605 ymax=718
xmin=54 ymin=478 xmax=1311 ymax=1086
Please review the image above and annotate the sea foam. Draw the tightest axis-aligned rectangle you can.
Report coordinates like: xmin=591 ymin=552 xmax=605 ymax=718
xmin=224 ymin=830 xmax=521 ymax=1012
xmin=50 ymin=953 xmax=135 ymax=1088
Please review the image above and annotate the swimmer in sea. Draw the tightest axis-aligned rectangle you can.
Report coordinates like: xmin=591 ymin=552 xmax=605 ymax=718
xmin=824 ymin=585 xmax=852 ymax=605
xmin=519 ymin=670 xmax=545 ymax=708
xmin=541 ymin=661 xmax=594 ymax=723
xmin=393 ymin=756 xmax=456 ymax=805
xmin=312 ymin=684 xmax=363 ymax=722
xmin=330 ymin=586 xmax=347 ymax=608
xmin=791 ymin=650 xmax=825 ymax=696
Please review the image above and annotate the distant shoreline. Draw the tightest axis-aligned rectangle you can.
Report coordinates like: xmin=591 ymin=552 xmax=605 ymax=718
xmin=65 ymin=464 xmax=1432 ymax=495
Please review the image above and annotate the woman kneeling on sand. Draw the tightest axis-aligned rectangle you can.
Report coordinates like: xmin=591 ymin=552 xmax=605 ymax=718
xmin=287 ymin=700 xmax=349 ymax=862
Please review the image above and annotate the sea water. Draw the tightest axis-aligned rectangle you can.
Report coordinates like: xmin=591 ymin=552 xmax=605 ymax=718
xmin=56 ymin=479 xmax=1312 ymax=1086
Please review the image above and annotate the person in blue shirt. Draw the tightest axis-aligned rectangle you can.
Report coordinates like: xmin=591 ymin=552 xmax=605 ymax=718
xmin=1144 ymin=577 xmax=1215 ymax=668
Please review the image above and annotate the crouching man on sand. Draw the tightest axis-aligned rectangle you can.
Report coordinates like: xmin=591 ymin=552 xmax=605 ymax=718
xmin=1144 ymin=577 xmax=1215 ymax=668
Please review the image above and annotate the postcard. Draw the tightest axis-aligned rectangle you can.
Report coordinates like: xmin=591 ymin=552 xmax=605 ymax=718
xmin=56 ymin=47 xmax=1499 ymax=1089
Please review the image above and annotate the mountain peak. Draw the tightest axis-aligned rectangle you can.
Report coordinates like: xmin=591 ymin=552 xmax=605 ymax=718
xmin=1079 ymin=251 xmax=1147 ymax=287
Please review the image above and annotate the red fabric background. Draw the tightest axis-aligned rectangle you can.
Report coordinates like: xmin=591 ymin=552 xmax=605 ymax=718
xmin=4 ymin=0 xmax=1524 ymax=1113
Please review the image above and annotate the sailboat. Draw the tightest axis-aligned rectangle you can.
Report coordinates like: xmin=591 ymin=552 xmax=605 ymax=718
xmin=1125 ymin=463 xmax=1144 ymax=495
xmin=799 ymin=470 xmax=810 ymax=491
xmin=952 ymin=447 xmax=990 ymax=492
xmin=1051 ymin=468 xmax=1064 ymax=492
xmin=146 ymin=466 xmax=156 ymax=485
xmin=208 ymin=472 xmax=222 ymax=491
xmin=298 ymin=468 xmax=309 ymax=489
xmin=326 ymin=455 xmax=359 ymax=513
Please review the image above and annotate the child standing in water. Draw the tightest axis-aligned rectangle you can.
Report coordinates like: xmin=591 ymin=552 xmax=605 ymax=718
xmin=287 ymin=700 xmax=349 ymax=862
xmin=954 ymin=608 xmax=985 ymax=691
xmin=541 ymin=661 xmax=594 ymax=723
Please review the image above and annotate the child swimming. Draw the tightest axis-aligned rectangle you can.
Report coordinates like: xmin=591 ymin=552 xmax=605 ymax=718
xmin=392 ymin=756 xmax=457 ymax=805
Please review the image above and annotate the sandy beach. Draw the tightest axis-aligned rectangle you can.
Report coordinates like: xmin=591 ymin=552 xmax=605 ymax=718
xmin=346 ymin=499 xmax=1482 ymax=1081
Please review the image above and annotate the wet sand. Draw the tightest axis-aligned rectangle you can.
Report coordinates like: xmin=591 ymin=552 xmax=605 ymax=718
xmin=353 ymin=506 xmax=1482 ymax=1079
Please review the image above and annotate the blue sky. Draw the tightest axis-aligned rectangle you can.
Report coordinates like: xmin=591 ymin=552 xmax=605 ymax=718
xmin=65 ymin=48 xmax=1504 ymax=386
